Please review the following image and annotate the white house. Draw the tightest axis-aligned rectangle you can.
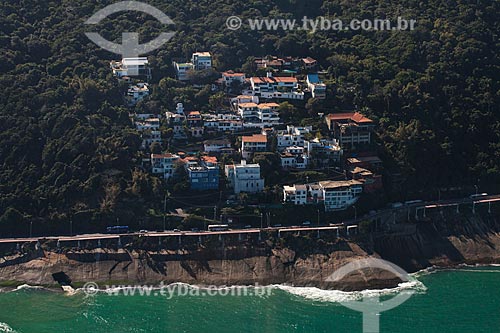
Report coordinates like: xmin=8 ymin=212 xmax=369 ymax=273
xmin=305 ymin=138 xmax=342 ymax=163
xmin=203 ymin=114 xmax=244 ymax=132
xmin=126 ymin=83 xmax=150 ymax=106
xmin=319 ymin=180 xmax=363 ymax=211
xmin=136 ymin=118 xmax=160 ymax=131
xmin=222 ymin=71 xmax=246 ymax=86
xmin=225 ymin=161 xmax=265 ymax=194
xmin=165 ymin=103 xmax=188 ymax=139
xmin=231 ymin=95 xmax=259 ymax=109
xmin=306 ymin=74 xmax=326 ymax=99
xmin=282 ymin=180 xmax=363 ymax=211
xmin=277 ymin=125 xmax=312 ymax=150
xmin=141 ymin=130 xmax=162 ymax=150
xmin=283 ymin=185 xmax=308 ymax=205
xmin=280 ymin=146 xmax=308 ymax=169
xmin=250 ymin=72 xmax=304 ymax=100
xmin=110 ymin=57 xmax=151 ymax=78
xmin=191 ymin=52 xmax=212 ymax=70
xmin=241 ymin=134 xmax=267 ymax=160
xmin=151 ymin=153 xmax=181 ymax=180
xmin=203 ymin=139 xmax=232 ymax=153
xmin=173 ymin=62 xmax=194 ymax=81
xmin=237 ymin=102 xmax=280 ymax=127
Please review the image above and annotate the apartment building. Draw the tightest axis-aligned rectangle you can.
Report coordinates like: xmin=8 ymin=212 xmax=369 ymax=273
xmin=282 ymin=180 xmax=363 ymax=211
xmin=325 ymin=112 xmax=374 ymax=147
xmin=191 ymin=52 xmax=212 ymax=70
xmin=225 ymin=161 xmax=265 ymax=194
xmin=241 ymin=134 xmax=268 ymax=160
xmin=151 ymin=153 xmax=180 ymax=180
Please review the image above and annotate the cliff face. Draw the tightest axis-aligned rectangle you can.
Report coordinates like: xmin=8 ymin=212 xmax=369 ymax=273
xmin=0 ymin=242 xmax=398 ymax=291
xmin=0 ymin=214 xmax=499 ymax=290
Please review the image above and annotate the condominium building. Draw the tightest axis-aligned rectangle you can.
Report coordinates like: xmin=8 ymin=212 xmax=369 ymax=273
xmin=241 ymin=134 xmax=268 ymax=160
xmin=277 ymin=125 xmax=312 ymax=150
xmin=187 ymin=156 xmax=220 ymax=190
xmin=222 ymin=71 xmax=246 ymax=86
xmin=282 ymin=180 xmax=363 ymax=211
xmin=191 ymin=52 xmax=212 ymax=70
xmin=325 ymin=112 xmax=374 ymax=147
xmin=126 ymin=83 xmax=150 ymax=106
xmin=306 ymin=74 xmax=326 ymax=99
xmin=151 ymin=153 xmax=180 ymax=180
xmin=283 ymin=185 xmax=308 ymax=205
xmin=173 ymin=62 xmax=194 ymax=81
xmin=319 ymin=180 xmax=363 ymax=211
xmin=250 ymin=72 xmax=304 ymax=100
xmin=110 ymin=57 xmax=151 ymax=79
xmin=225 ymin=161 xmax=265 ymax=194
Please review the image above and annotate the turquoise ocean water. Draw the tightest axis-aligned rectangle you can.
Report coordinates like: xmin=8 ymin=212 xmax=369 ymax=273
xmin=0 ymin=267 xmax=499 ymax=332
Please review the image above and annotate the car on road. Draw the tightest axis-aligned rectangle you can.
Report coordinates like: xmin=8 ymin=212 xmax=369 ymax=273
xmin=173 ymin=229 xmax=180 ymax=232
xmin=470 ymin=193 xmax=488 ymax=199
xmin=244 ymin=225 xmax=252 ymax=229
xmin=302 ymin=221 xmax=311 ymax=226
xmin=139 ymin=230 xmax=148 ymax=233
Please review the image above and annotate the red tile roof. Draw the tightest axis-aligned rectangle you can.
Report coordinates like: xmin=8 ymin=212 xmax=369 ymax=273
xmin=201 ymin=156 xmax=218 ymax=164
xmin=242 ymin=134 xmax=268 ymax=143
xmin=223 ymin=71 xmax=245 ymax=77
xmin=251 ymin=76 xmax=297 ymax=84
xmin=326 ymin=112 xmax=373 ymax=123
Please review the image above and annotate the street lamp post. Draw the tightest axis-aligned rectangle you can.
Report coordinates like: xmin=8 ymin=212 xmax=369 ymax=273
xmin=163 ymin=194 xmax=168 ymax=231
xmin=474 ymin=184 xmax=479 ymax=195
xmin=317 ymin=209 xmax=320 ymax=238
xmin=70 ymin=218 xmax=73 ymax=237
xmin=29 ymin=221 xmax=33 ymax=238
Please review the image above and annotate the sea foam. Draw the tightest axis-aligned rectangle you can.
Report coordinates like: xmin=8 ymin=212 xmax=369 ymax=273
xmin=274 ymin=279 xmax=427 ymax=303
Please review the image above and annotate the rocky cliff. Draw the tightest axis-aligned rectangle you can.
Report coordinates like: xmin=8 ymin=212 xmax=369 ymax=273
xmin=0 ymin=213 xmax=499 ymax=291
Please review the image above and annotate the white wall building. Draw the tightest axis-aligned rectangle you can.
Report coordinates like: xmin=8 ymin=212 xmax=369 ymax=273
xmin=319 ymin=180 xmax=363 ymax=211
xmin=110 ymin=57 xmax=151 ymax=78
xmin=282 ymin=180 xmax=363 ymax=211
xmin=249 ymin=73 xmax=304 ymax=100
xmin=225 ymin=161 xmax=265 ymax=194
xmin=306 ymin=74 xmax=326 ymax=99
xmin=135 ymin=118 xmax=160 ymax=131
xmin=151 ymin=153 xmax=181 ymax=180
xmin=141 ymin=130 xmax=162 ymax=150
xmin=222 ymin=71 xmax=246 ymax=86
xmin=283 ymin=185 xmax=308 ymax=205
xmin=126 ymin=83 xmax=150 ymax=106
xmin=241 ymin=134 xmax=267 ymax=160
xmin=203 ymin=139 xmax=232 ymax=153
xmin=173 ymin=62 xmax=194 ymax=81
xmin=191 ymin=52 xmax=212 ymax=70
xmin=277 ymin=125 xmax=312 ymax=150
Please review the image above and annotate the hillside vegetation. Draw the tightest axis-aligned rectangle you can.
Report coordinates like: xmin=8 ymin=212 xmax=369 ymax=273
xmin=0 ymin=0 xmax=498 ymax=235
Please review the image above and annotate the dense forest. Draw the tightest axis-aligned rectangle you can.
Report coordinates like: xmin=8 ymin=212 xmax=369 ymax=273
xmin=0 ymin=0 xmax=499 ymax=235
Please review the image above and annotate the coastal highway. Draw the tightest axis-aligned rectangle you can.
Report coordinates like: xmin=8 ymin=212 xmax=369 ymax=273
xmin=0 ymin=194 xmax=498 ymax=244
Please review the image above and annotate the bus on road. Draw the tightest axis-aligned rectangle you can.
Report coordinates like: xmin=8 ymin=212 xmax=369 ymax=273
xmin=106 ymin=226 xmax=129 ymax=234
xmin=207 ymin=224 xmax=229 ymax=231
